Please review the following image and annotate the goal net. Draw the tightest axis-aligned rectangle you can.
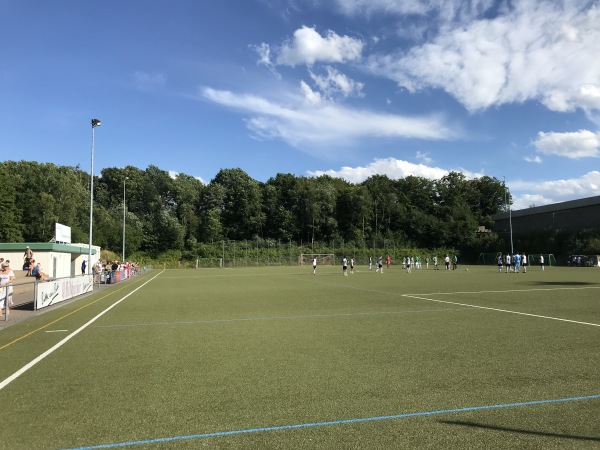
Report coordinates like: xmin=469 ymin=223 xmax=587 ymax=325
xmin=477 ymin=252 xmax=503 ymax=265
xmin=526 ymin=253 xmax=556 ymax=266
xmin=196 ymin=258 xmax=223 ymax=268
xmin=299 ymin=254 xmax=335 ymax=266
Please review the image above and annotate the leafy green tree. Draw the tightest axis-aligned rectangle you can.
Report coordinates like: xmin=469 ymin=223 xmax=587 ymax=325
xmin=172 ymin=173 xmax=202 ymax=249
xmin=212 ymin=168 xmax=265 ymax=240
xmin=0 ymin=165 xmax=23 ymax=241
xmin=197 ymin=183 xmax=225 ymax=242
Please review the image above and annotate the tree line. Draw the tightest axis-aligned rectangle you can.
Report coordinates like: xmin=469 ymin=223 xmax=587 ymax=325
xmin=0 ymin=161 xmax=509 ymax=260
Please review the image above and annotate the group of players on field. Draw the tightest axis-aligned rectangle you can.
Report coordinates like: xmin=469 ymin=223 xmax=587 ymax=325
xmin=497 ymin=252 xmax=545 ymax=273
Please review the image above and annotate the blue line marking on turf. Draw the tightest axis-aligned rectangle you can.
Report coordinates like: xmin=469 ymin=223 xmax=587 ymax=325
xmin=63 ymin=394 xmax=600 ymax=449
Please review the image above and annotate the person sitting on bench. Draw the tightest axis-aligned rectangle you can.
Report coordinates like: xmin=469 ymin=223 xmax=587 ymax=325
xmin=31 ymin=262 xmax=49 ymax=281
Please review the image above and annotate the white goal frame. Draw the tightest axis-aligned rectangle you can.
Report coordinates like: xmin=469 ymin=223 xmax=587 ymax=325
xmin=527 ymin=253 xmax=556 ymax=266
xmin=299 ymin=254 xmax=335 ymax=266
xmin=195 ymin=258 xmax=223 ymax=268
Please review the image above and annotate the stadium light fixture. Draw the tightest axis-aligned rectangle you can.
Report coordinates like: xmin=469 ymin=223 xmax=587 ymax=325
xmin=89 ymin=118 xmax=101 ymax=275
xmin=122 ymin=176 xmax=128 ymax=262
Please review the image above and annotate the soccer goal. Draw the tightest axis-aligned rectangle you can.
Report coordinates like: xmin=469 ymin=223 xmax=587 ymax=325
xmin=477 ymin=252 xmax=502 ymax=265
xmin=299 ymin=254 xmax=335 ymax=266
xmin=196 ymin=258 xmax=223 ymax=268
xmin=527 ymin=254 xmax=556 ymax=266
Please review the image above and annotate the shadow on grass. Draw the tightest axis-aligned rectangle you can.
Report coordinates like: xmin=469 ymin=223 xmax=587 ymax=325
xmin=440 ymin=420 xmax=600 ymax=442
xmin=521 ymin=281 xmax=598 ymax=286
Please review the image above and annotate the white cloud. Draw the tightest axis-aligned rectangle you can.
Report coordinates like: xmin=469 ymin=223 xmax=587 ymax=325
xmin=523 ymin=155 xmax=542 ymax=164
xmin=533 ymin=130 xmax=600 ymax=159
xmin=306 ymin=156 xmax=482 ymax=184
xmin=202 ymin=87 xmax=457 ymax=149
xmin=333 ymin=0 xmax=499 ymax=20
xmin=509 ymin=170 xmax=600 ymax=209
xmin=365 ymin=2 xmax=600 ymax=114
xmin=133 ymin=71 xmax=166 ymax=91
xmin=415 ymin=151 xmax=433 ymax=164
xmin=309 ymin=66 xmax=364 ymax=99
xmin=275 ymin=26 xmax=364 ymax=67
xmin=300 ymin=80 xmax=322 ymax=105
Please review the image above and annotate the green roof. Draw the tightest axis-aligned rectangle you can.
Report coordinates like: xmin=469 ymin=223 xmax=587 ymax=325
xmin=0 ymin=243 xmax=97 ymax=255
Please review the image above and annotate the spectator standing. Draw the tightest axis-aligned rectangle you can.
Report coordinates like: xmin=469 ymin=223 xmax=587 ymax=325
xmin=0 ymin=261 xmax=15 ymax=308
xmin=111 ymin=260 xmax=119 ymax=283
xmin=23 ymin=246 xmax=33 ymax=274
xmin=24 ymin=246 xmax=33 ymax=262
xmin=81 ymin=260 xmax=87 ymax=275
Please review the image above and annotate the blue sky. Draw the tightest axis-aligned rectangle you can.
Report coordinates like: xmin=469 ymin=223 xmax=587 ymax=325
xmin=2 ymin=0 xmax=600 ymax=210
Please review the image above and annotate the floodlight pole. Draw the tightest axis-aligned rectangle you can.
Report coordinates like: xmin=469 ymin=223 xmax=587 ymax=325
xmin=89 ymin=119 xmax=101 ymax=275
xmin=503 ymin=176 xmax=514 ymax=255
xmin=122 ymin=176 xmax=128 ymax=262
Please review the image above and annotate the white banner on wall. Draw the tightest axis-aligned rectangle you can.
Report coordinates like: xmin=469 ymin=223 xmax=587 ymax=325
xmin=36 ymin=275 xmax=93 ymax=310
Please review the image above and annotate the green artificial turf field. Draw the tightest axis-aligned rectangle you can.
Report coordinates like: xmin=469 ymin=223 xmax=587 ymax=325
xmin=0 ymin=264 xmax=599 ymax=449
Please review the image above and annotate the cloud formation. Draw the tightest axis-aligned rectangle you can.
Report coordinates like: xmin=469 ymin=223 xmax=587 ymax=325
xmin=275 ymin=26 xmax=364 ymax=66
xmin=202 ymin=87 xmax=456 ymax=149
xmin=533 ymin=130 xmax=600 ymax=159
xmin=306 ymin=156 xmax=481 ymax=184
xmin=510 ymin=170 xmax=600 ymax=209
xmin=365 ymin=1 xmax=600 ymax=114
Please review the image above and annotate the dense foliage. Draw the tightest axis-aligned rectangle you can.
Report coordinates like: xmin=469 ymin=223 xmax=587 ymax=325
xmin=1 ymin=161 xmax=511 ymax=260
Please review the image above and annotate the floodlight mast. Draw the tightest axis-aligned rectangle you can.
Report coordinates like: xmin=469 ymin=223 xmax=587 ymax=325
xmin=122 ymin=176 xmax=128 ymax=262
xmin=89 ymin=119 xmax=101 ymax=275
xmin=503 ymin=176 xmax=514 ymax=255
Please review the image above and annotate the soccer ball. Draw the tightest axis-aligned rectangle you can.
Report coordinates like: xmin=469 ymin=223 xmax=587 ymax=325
xmin=465 ymin=268 xmax=469 ymax=271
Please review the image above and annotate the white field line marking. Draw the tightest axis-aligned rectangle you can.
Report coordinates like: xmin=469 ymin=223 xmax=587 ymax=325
xmin=45 ymin=330 xmax=69 ymax=333
xmin=0 ymin=270 xmax=164 ymax=392
xmin=410 ymin=286 xmax=600 ymax=296
xmin=403 ymin=294 xmax=600 ymax=327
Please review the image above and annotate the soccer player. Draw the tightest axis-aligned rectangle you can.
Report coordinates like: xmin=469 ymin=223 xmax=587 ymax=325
xmin=540 ymin=254 xmax=545 ymax=271
xmin=312 ymin=257 xmax=317 ymax=275
xmin=514 ymin=252 xmax=521 ymax=273
xmin=350 ymin=258 xmax=354 ymax=274
xmin=521 ymin=252 xmax=527 ymax=273
xmin=497 ymin=254 xmax=503 ymax=272
xmin=342 ymin=256 xmax=348 ymax=276
xmin=433 ymin=255 xmax=438 ymax=270
xmin=376 ymin=256 xmax=383 ymax=273
xmin=505 ymin=253 xmax=511 ymax=273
